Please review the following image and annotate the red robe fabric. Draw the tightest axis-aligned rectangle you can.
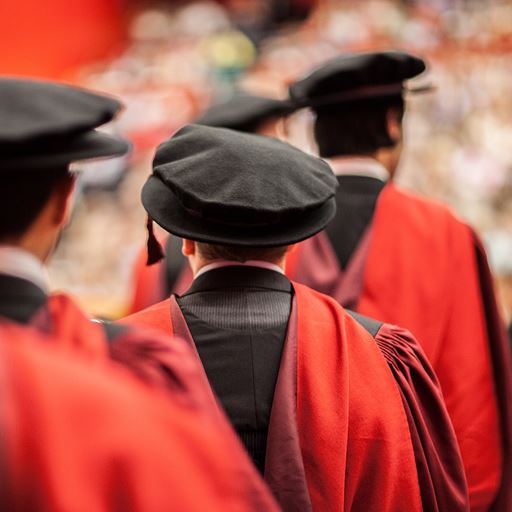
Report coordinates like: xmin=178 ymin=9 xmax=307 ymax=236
xmin=30 ymin=293 xmax=219 ymax=413
xmin=0 ymin=322 xmax=279 ymax=512
xmin=32 ymin=293 xmax=109 ymax=358
xmin=286 ymin=183 xmax=512 ymax=512
xmin=122 ymin=281 xmax=469 ymax=511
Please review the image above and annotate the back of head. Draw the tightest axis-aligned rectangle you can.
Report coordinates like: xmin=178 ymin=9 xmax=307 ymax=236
xmin=195 ymin=242 xmax=288 ymax=265
xmin=289 ymin=51 xmax=427 ymax=158
xmin=313 ymin=96 xmax=404 ymax=158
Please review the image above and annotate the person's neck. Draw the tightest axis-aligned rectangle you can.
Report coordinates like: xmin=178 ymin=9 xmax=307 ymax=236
xmin=14 ymin=237 xmax=50 ymax=264
xmin=192 ymin=258 xmax=286 ymax=278
xmin=374 ymin=146 xmax=401 ymax=179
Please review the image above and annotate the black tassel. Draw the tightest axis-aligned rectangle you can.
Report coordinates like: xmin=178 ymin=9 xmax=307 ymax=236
xmin=146 ymin=216 xmax=164 ymax=266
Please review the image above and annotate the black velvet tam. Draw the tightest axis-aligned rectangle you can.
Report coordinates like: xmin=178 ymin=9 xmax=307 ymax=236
xmin=195 ymin=94 xmax=295 ymax=133
xmin=289 ymin=50 xmax=428 ymax=109
xmin=142 ymin=124 xmax=337 ymax=247
xmin=0 ymin=78 xmax=130 ymax=171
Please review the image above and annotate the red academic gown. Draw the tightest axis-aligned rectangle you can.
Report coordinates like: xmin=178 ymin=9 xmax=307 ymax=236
xmin=0 ymin=322 xmax=279 ymax=512
xmin=286 ymin=183 xmax=512 ymax=512
xmin=122 ymin=281 xmax=469 ymax=511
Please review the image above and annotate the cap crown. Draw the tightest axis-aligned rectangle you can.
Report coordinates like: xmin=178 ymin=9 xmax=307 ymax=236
xmin=290 ymin=50 xmax=426 ymax=107
xmin=0 ymin=78 xmax=129 ymax=170
xmin=0 ymin=78 xmax=120 ymax=145
xmin=195 ymin=94 xmax=294 ymax=132
xmin=152 ymin=124 xmax=336 ymax=225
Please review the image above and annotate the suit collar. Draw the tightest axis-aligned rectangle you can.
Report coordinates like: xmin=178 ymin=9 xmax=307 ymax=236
xmin=182 ymin=266 xmax=292 ymax=296
xmin=335 ymin=174 xmax=387 ymax=196
xmin=327 ymin=156 xmax=390 ymax=181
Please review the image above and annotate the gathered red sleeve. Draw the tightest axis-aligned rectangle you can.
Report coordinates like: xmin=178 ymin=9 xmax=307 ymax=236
xmin=375 ymin=323 xmax=469 ymax=512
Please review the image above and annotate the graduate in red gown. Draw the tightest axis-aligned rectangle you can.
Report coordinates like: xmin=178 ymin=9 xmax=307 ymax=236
xmin=286 ymin=51 xmax=512 ymax=511
xmin=0 ymin=78 xmax=278 ymax=508
xmin=122 ymin=124 xmax=469 ymax=511
xmin=0 ymin=78 xmax=216 ymax=398
xmin=129 ymin=94 xmax=294 ymax=313
xmin=0 ymin=322 xmax=279 ymax=511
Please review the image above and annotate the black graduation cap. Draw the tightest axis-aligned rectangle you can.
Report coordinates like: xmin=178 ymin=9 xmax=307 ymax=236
xmin=0 ymin=78 xmax=130 ymax=171
xmin=194 ymin=94 xmax=295 ymax=132
xmin=289 ymin=50 xmax=430 ymax=109
xmin=142 ymin=124 xmax=337 ymax=261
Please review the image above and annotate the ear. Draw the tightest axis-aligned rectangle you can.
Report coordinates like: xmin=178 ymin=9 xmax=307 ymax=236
xmin=51 ymin=174 xmax=76 ymax=227
xmin=182 ymin=238 xmax=196 ymax=257
xmin=386 ymin=108 xmax=402 ymax=144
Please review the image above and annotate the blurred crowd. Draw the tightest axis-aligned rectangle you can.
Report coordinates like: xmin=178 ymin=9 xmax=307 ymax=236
xmin=49 ymin=0 xmax=512 ymax=320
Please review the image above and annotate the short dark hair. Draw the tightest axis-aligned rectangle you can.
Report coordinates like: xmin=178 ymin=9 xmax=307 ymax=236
xmin=196 ymin=242 xmax=288 ymax=263
xmin=313 ymin=96 xmax=404 ymax=158
xmin=0 ymin=169 xmax=67 ymax=241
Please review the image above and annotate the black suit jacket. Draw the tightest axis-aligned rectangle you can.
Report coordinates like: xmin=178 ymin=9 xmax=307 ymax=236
xmin=0 ymin=274 xmax=47 ymax=324
xmin=176 ymin=265 xmax=293 ymax=472
xmin=325 ymin=175 xmax=386 ymax=268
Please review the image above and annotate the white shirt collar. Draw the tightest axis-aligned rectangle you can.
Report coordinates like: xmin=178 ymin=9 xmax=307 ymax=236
xmin=0 ymin=246 xmax=49 ymax=293
xmin=195 ymin=260 xmax=285 ymax=280
xmin=327 ymin=156 xmax=390 ymax=182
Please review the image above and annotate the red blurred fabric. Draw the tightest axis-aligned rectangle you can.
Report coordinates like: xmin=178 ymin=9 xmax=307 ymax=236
xmin=0 ymin=322 xmax=279 ymax=511
xmin=356 ymin=185 xmax=504 ymax=512
xmin=31 ymin=293 xmax=108 ymax=358
xmin=0 ymin=0 xmax=126 ymax=78
xmin=34 ymin=294 xmax=235 ymax=420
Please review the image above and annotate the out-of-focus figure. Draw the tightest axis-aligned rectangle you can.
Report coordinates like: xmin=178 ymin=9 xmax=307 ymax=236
xmin=286 ymin=50 xmax=512 ymax=511
xmin=486 ymin=230 xmax=512 ymax=345
xmin=0 ymin=78 xmax=279 ymax=511
xmin=0 ymin=322 xmax=279 ymax=512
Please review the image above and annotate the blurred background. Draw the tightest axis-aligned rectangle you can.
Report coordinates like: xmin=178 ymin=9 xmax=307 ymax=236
xmin=1 ymin=0 xmax=512 ymax=321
